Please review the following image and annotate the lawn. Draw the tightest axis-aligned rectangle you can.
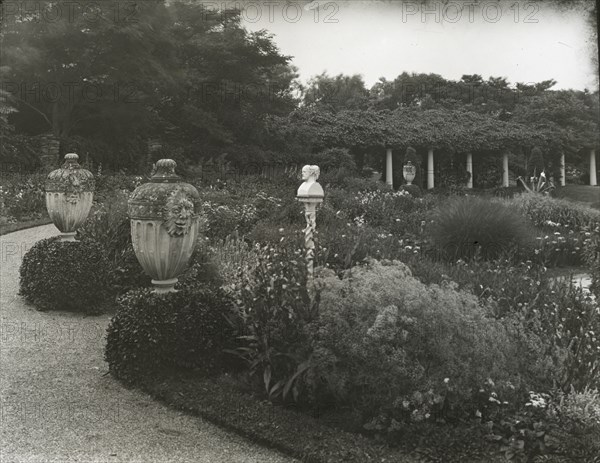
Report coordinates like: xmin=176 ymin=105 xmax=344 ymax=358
xmin=554 ymin=185 xmax=600 ymax=210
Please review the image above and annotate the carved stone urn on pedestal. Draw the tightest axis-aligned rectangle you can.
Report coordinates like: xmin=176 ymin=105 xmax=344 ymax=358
xmin=128 ymin=159 xmax=200 ymax=293
xmin=403 ymin=161 xmax=416 ymax=185
xmin=45 ymin=153 xmax=95 ymax=241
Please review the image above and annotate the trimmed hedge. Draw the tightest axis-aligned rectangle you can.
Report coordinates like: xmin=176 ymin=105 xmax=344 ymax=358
xmin=105 ymin=286 xmax=238 ymax=383
xmin=19 ymin=237 xmax=111 ymax=313
xmin=142 ymin=373 xmax=502 ymax=463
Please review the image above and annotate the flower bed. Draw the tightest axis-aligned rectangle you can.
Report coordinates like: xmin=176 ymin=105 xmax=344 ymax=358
xmin=12 ymin=170 xmax=599 ymax=461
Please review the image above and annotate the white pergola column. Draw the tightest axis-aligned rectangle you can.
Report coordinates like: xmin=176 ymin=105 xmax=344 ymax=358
xmin=427 ymin=148 xmax=434 ymax=189
xmin=560 ymin=153 xmax=566 ymax=187
xmin=590 ymin=149 xmax=597 ymax=186
xmin=502 ymin=152 xmax=509 ymax=187
xmin=386 ymin=148 xmax=393 ymax=187
xmin=466 ymin=153 xmax=473 ymax=188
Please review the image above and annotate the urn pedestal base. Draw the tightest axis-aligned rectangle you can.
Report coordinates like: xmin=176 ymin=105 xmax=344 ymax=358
xmin=151 ymin=278 xmax=179 ymax=294
xmin=59 ymin=232 xmax=77 ymax=242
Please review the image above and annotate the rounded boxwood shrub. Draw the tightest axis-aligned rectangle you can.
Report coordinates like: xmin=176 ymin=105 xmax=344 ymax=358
xmin=105 ymin=286 xmax=238 ymax=383
xmin=19 ymin=237 xmax=111 ymax=313
xmin=429 ymin=196 xmax=536 ymax=261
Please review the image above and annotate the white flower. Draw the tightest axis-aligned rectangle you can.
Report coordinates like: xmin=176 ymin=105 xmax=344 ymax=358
xmin=444 ymin=378 xmax=450 ymax=384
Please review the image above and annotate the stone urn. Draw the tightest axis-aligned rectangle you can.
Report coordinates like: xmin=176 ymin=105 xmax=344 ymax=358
xmin=403 ymin=161 xmax=416 ymax=185
xmin=45 ymin=153 xmax=95 ymax=241
xmin=128 ymin=159 xmax=200 ymax=293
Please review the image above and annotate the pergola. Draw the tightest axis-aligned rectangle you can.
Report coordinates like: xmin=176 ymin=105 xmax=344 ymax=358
xmin=383 ymin=147 xmax=598 ymax=189
xmin=381 ymin=109 xmax=597 ymax=189
xmin=281 ymin=107 xmax=598 ymax=189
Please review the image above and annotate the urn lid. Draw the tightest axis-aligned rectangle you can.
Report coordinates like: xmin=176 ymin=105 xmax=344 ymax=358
xmin=45 ymin=153 xmax=95 ymax=193
xmin=128 ymin=159 xmax=201 ymax=226
xmin=150 ymin=159 xmax=180 ymax=183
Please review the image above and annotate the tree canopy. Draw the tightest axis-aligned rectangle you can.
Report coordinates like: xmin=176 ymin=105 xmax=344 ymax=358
xmin=1 ymin=1 xmax=598 ymax=172
xmin=1 ymin=0 xmax=298 ymax=169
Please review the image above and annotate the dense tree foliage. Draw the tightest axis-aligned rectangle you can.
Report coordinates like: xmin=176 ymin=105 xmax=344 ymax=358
xmin=1 ymin=1 xmax=597 ymax=175
xmin=1 ymin=0 xmax=298 ymax=170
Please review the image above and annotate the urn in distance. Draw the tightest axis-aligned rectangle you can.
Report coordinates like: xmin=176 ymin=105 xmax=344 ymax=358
xmin=127 ymin=159 xmax=201 ymax=293
xmin=403 ymin=161 xmax=416 ymax=185
xmin=45 ymin=153 xmax=95 ymax=241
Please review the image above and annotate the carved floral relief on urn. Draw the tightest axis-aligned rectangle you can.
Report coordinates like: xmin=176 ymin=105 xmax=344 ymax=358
xmin=45 ymin=153 xmax=95 ymax=241
xmin=128 ymin=159 xmax=200 ymax=293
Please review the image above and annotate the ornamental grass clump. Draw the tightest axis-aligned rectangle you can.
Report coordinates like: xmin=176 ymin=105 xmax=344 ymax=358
xmin=429 ymin=196 xmax=536 ymax=261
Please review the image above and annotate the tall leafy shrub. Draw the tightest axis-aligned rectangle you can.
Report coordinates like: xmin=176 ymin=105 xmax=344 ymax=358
xmin=225 ymin=234 xmax=315 ymax=402
xmin=308 ymin=258 xmax=521 ymax=423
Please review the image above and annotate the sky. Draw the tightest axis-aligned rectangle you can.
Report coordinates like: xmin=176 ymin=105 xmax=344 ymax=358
xmin=237 ymin=0 xmax=599 ymax=91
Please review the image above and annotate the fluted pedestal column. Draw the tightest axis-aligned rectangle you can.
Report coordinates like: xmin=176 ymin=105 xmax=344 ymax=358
xmin=466 ymin=153 xmax=473 ymax=188
xmin=427 ymin=148 xmax=434 ymax=189
xmin=590 ymin=149 xmax=597 ymax=186
xmin=386 ymin=148 xmax=393 ymax=187
xmin=502 ymin=153 xmax=509 ymax=187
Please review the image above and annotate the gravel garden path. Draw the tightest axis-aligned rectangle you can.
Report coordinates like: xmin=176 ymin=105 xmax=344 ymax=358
xmin=0 ymin=225 xmax=296 ymax=463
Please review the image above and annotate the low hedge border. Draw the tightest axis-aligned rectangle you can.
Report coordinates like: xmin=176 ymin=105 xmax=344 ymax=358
xmin=133 ymin=373 xmax=502 ymax=463
xmin=141 ymin=373 xmax=415 ymax=463
xmin=0 ymin=216 xmax=53 ymax=236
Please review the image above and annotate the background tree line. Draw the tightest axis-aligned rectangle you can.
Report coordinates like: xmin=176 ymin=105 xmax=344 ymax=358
xmin=1 ymin=0 xmax=598 ymax=181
